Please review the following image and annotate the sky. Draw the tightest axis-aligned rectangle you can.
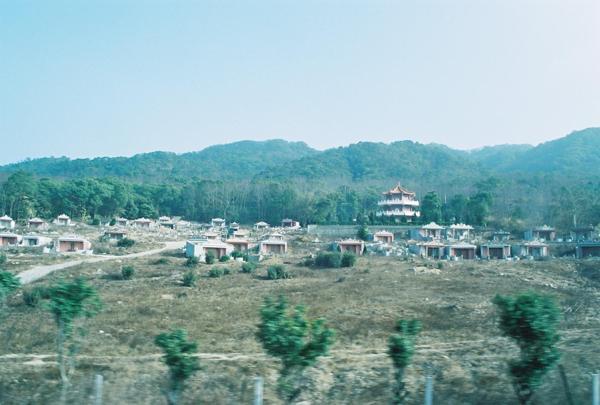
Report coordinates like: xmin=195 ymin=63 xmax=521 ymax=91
xmin=1 ymin=0 xmax=599 ymax=164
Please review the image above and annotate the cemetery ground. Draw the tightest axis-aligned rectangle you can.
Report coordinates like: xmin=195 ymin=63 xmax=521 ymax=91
xmin=0 ymin=242 xmax=599 ymax=404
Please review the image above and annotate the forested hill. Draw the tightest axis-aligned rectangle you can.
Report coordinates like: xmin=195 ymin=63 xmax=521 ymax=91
xmin=258 ymin=141 xmax=485 ymax=193
xmin=1 ymin=128 xmax=600 ymax=183
xmin=0 ymin=140 xmax=318 ymax=182
xmin=504 ymin=127 xmax=600 ymax=174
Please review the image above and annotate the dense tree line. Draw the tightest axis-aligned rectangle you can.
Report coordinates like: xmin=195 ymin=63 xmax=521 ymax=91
xmin=1 ymin=171 xmax=599 ymax=230
xmin=0 ymin=172 xmax=376 ymax=226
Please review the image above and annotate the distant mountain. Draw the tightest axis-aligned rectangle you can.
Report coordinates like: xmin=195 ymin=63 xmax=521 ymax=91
xmin=259 ymin=141 xmax=486 ymax=194
xmin=468 ymin=144 xmax=533 ymax=170
xmin=504 ymin=128 xmax=600 ymax=175
xmin=2 ymin=128 xmax=599 ymax=186
xmin=0 ymin=140 xmax=318 ymax=182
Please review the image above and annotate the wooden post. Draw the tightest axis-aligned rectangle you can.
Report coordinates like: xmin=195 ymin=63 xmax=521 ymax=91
xmin=94 ymin=374 xmax=103 ymax=405
xmin=253 ymin=376 xmax=263 ymax=405
xmin=593 ymin=373 xmax=599 ymax=405
xmin=424 ymin=375 xmax=433 ymax=405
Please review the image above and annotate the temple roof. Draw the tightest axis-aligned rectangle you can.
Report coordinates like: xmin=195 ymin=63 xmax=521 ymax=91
xmin=450 ymin=223 xmax=473 ymax=230
xmin=383 ymin=183 xmax=416 ymax=196
xmin=422 ymin=222 xmax=445 ymax=230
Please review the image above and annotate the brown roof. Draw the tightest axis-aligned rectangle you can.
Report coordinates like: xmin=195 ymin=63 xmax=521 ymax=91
xmin=383 ymin=183 xmax=416 ymax=196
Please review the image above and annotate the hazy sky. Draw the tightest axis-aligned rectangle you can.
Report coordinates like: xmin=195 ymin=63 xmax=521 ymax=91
xmin=1 ymin=0 xmax=599 ymax=164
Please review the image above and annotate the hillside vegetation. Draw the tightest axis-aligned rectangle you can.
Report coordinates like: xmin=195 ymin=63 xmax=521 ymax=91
xmin=2 ymin=128 xmax=600 ymax=182
xmin=1 ymin=129 xmax=599 ymax=230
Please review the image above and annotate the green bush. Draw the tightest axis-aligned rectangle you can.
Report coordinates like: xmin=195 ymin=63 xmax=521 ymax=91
xmin=154 ymin=329 xmax=200 ymax=404
xmin=493 ymin=292 xmax=561 ymax=404
xmin=22 ymin=286 xmax=49 ymax=307
xmin=388 ymin=319 xmax=422 ymax=403
xmin=208 ymin=267 xmax=223 ymax=278
xmin=219 ymin=255 xmax=230 ymax=263
xmin=153 ymin=258 xmax=169 ymax=265
xmin=257 ymin=296 xmax=334 ymax=400
xmin=241 ymin=262 xmax=257 ymax=273
xmin=267 ymin=265 xmax=290 ymax=280
xmin=223 ymin=267 xmax=231 ymax=275
xmin=121 ymin=266 xmax=135 ymax=280
xmin=117 ymin=237 xmax=135 ymax=248
xmin=94 ymin=246 xmax=110 ymax=255
xmin=109 ymin=218 xmax=116 ymax=226
xmin=341 ymin=252 xmax=356 ymax=268
xmin=205 ymin=251 xmax=216 ymax=264
xmin=91 ymin=217 xmax=101 ymax=226
xmin=315 ymin=252 xmax=342 ymax=268
xmin=0 ymin=253 xmax=6 ymax=266
xmin=302 ymin=257 xmax=315 ymax=267
xmin=231 ymin=251 xmax=243 ymax=259
xmin=0 ymin=270 xmax=20 ymax=304
xmin=182 ymin=270 xmax=197 ymax=287
xmin=185 ymin=256 xmax=199 ymax=267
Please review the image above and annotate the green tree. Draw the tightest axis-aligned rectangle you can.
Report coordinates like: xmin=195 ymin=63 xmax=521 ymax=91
xmin=466 ymin=192 xmax=493 ymax=226
xmin=1 ymin=171 xmax=37 ymax=219
xmin=341 ymin=252 xmax=356 ymax=267
xmin=388 ymin=319 xmax=421 ymax=404
xmin=204 ymin=251 xmax=215 ymax=264
xmin=155 ymin=329 xmax=200 ymax=405
xmin=47 ymin=278 xmax=101 ymax=385
xmin=493 ymin=292 xmax=560 ymax=405
xmin=443 ymin=194 xmax=468 ymax=223
xmin=257 ymin=296 xmax=334 ymax=402
xmin=421 ymin=192 xmax=442 ymax=224
xmin=356 ymin=224 xmax=369 ymax=241
xmin=0 ymin=270 xmax=20 ymax=308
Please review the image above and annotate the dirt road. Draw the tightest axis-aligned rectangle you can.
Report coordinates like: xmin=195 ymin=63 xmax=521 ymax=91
xmin=16 ymin=241 xmax=185 ymax=285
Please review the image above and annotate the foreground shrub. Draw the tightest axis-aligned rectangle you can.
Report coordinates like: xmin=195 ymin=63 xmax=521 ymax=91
xmin=257 ymin=296 xmax=334 ymax=401
xmin=208 ymin=267 xmax=223 ymax=278
xmin=267 ymin=265 xmax=290 ymax=280
xmin=47 ymin=278 xmax=101 ymax=385
xmin=182 ymin=271 xmax=197 ymax=287
xmin=121 ymin=265 xmax=135 ymax=280
xmin=493 ymin=292 xmax=560 ymax=405
xmin=388 ymin=319 xmax=421 ymax=404
xmin=93 ymin=246 xmax=110 ymax=255
xmin=341 ymin=252 xmax=356 ymax=267
xmin=205 ymin=251 xmax=215 ymax=264
xmin=231 ymin=250 xmax=243 ymax=259
xmin=155 ymin=329 xmax=200 ymax=405
xmin=219 ymin=255 xmax=230 ymax=262
xmin=0 ymin=270 xmax=20 ymax=306
xmin=241 ymin=262 xmax=257 ymax=273
xmin=153 ymin=258 xmax=170 ymax=265
xmin=185 ymin=256 xmax=199 ymax=268
xmin=117 ymin=237 xmax=135 ymax=248
xmin=23 ymin=285 xmax=49 ymax=307
xmin=314 ymin=252 xmax=342 ymax=268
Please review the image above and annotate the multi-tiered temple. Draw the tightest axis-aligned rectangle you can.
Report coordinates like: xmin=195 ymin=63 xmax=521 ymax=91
xmin=377 ymin=183 xmax=420 ymax=221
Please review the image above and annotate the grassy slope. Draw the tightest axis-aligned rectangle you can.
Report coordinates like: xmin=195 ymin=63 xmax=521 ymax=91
xmin=0 ymin=245 xmax=598 ymax=404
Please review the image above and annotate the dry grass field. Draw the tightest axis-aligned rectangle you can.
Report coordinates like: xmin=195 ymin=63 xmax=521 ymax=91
xmin=1 ymin=244 xmax=599 ymax=404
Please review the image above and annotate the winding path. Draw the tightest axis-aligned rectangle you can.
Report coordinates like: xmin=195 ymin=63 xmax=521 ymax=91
xmin=16 ymin=241 xmax=185 ymax=285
